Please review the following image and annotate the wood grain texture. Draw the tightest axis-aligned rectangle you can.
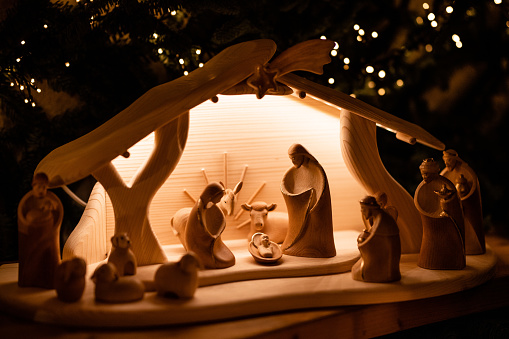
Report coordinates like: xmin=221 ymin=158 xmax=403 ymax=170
xmin=340 ymin=110 xmax=423 ymax=253
xmin=62 ymin=182 xmax=108 ymax=263
xmin=0 ymin=230 xmax=496 ymax=328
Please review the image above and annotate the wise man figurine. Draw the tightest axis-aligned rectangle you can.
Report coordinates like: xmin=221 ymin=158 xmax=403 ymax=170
xmin=441 ymin=149 xmax=485 ymax=254
xmin=280 ymin=144 xmax=336 ymax=258
xmin=414 ymin=158 xmax=465 ymax=270
xmin=352 ymin=195 xmax=401 ymax=283
xmin=17 ymin=172 xmax=63 ymax=288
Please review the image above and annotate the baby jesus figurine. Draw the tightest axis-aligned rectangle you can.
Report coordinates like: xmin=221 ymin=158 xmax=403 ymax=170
xmin=248 ymin=232 xmax=283 ymax=264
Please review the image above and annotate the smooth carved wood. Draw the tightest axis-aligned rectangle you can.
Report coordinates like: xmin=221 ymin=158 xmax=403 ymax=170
xmin=441 ymin=150 xmax=485 ymax=254
xmin=17 ymin=173 xmax=64 ymax=289
xmin=241 ymin=202 xmax=288 ymax=244
xmin=91 ymin=114 xmax=189 ymax=266
xmin=414 ymin=159 xmax=466 ymax=270
xmin=154 ymin=252 xmax=201 ymax=299
xmin=34 ymin=40 xmax=279 ymax=266
xmin=184 ymin=183 xmax=235 ymax=269
xmin=62 ymin=183 xmax=108 ymax=263
xmin=339 ymin=110 xmax=423 ymax=253
xmin=54 ymin=257 xmax=87 ymax=303
xmin=0 ymin=231 xmax=497 ymax=328
xmin=352 ymin=196 xmax=401 ymax=283
xmin=248 ymin=232 xmax=283 ymax=264
xmin=91 ymin=263 xmax=144 ymax=303
xmin=108 ymin=233 xmax=137 ymax=276
xmin=281 ymin=144 xmax=336 ymax=258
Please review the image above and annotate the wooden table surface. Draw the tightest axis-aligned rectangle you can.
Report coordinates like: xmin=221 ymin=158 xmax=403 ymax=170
xmin=2 ymin=233 xmax=509 ymax=339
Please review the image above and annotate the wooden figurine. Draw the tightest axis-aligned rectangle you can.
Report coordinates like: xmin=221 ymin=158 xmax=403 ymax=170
xmin=54 ymin=257 xmax=87 ymax=302
xmin=91 ymin=262 xmax=144 ymax=303
xmin=184 ymin=182 xmax=235 ymax=269
xmin=248 ymin=232 xmax=283 ymax=264
xmin=154 ymin=252 xmax=201 ymax=299
xmin=281 ymin=144 xmax=336 ymax=258
xmin=241 ymin=202 xmax=288 ymax=244
xmin=374 ymin=191 xmax=399 ymax=222
xmin=17 ymin=172 xmax=63 ymax=288
xmin=441 ymin=150 xmax=485 ymax=254
xmin=219 ymin=181 xmax=243 ymax=216
xmin=108 ymin=232 xmax=137 ymax=276
xmin=414 ymin=158 xmax=465 ymax=270
xmin=352 ymin=196 xmax=401 ymax=283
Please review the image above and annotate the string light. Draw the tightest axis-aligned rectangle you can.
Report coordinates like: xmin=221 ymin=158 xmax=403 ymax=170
xmin=416 ymin=17 xmax=424 ymax=25
xmin=396 ymin=79 xmax=404 ymax=87
xmin=170 ymin=10 xmax=177 ymax=15
xmin=372 ymin=31 xmax=378 ymax=38
xmin=343 ymin=57 xmax=350 ymax=64
xmin=358 ymin=29 xmax=365 ymax=36
xmin=425 ymin=44 xmax=433 ymax=52
xmin=157 ymin=48 xmax=163 ymax=54
xmin=366 ymin=65 xmax=374 ymax=73
xmin=320 ymin=35 xmax=327 ymax=40
xmin=427 ymin=13 xmax=435 ymax=21
xmin=179 ymin=58 xmax=184 ymax=65
xmin=423 ymin=3 xmax=430 ymax=10
xmin=446 ymin=6 xmax=454 ymax=14
xmin=199 ymin=63 xmax=204 ymax=68
xmin=494 ymin=0 xmax=502 ymax=4
xmin=65 ymin=62 xmax=70 ymax=67
xmin=21 ymin=40 xmax=26 ymax=45
xmin=353 ymin=24 xmax=360 ymax=31
xmin=331 ymin=50 xmax=337 ymax=56
xmin=368 ymin=81 xmax=375 ymax=88
xmin=378 ymin=70 xmax=386 ymax=78
xmin=328 ymin=78 xmax=335 ymax=84
xmin=195 ymin=49 xmax=201 ymax=55
xmin=378 ymin=88 xmax=386 ymax=96
xmin=431 ymin=21 xmax=438 ymax=28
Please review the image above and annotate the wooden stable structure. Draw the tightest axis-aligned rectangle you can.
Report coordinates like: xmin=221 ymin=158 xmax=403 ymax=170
xmin=1 ymin=39 xmax=497 ymax=331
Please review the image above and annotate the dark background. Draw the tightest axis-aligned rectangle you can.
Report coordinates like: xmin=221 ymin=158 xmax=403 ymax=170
xmin=1 ymin=0 xmax=508 ymax=262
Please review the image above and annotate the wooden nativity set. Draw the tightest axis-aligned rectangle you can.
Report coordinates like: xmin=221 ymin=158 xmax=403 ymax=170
xmin=0 ymin=39 xmax=496 ymax=327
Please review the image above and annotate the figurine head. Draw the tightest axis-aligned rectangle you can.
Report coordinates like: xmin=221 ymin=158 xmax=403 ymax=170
xmin=434 ymin=184 xmax=456 ymax=200
xmin=111 ymin=232 xmax=131 ymax=249
xmin=443 ymin=150 xmax=460 ymax=170
xmin=359 ymin=195 xmax=380 ymax=219
xmin=200 ymin=182 xmax=225 ymax=208
xmin=288 ymin=143 xmax=311 ymax=168
xmin=419 ymin=158 xmax=440 ymax=183
xmin=260 ymin=234 xmax=270 ymax=247
xmin=32 ymin=172 xmax=49 ymax=198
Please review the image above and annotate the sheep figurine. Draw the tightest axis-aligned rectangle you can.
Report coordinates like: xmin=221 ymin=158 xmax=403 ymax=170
xmin=54 ymin=257 xmax=87 ymax=303
xmin=108 ymin=232 xmax=137 ymax=276
xmin=154 ymin=252 xmax=201 ymax=299
xmin=91 ymin=262 xmax=144 ymax=303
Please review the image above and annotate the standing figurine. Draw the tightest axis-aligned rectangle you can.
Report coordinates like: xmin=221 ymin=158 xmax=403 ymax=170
xmin=54 ymin=257 xmax=87 ymax=302
xmin=185 ymin=182 xmax=235 ymax=269
xmin=352 ymin=196 xmax=401 ymax=283
xmin=414 ymin=159 xmax=465 ymax=270
xmin=108 ymin=232 xmax=137 ymax=276
xmin=17 ymin=172 xmax=63 ymax=288
xmin=441 ymin=150 xmax=485 ymax=254
xmin=280 ymin=144 xmax=336 ymax=258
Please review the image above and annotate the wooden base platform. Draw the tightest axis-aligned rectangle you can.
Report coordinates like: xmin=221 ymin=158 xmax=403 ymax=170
xmin=0 ymin=231 xmax=497 ymax=328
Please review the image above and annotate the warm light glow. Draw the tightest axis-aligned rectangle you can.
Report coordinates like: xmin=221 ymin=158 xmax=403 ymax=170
xmin=184 ymin=71 xmax=189 ymax=75
xmin=353 ymin=24 xmax=360 ymax=30
xmin=423 ymin=3 xmax=429 ymax=10
xmin=43 ymin=24 xmax=48 ymax=29
xmin=431 ymin=20 xmax=438 ymax=28
xmin=36 ymin=88 xmax=42 ymax=93
xmin=30 ymin=78 xmax=35 ymax=83
xmin=10 ymin=82 xmax=14 ymax=87
xmin=356 ymin=36 xmax=363 ymax=42
xmin=158 ymin=48 xmax=163 ymax=54
xmin=199 ymin=63 xmax=204 ymax=68
xmin=494 ymin=0 xmax=502 ymax=4
xmin=170 ymin=10 xmax=177 ymax=15
xmin=368 ymin=81 xmax=375 ymax=88
xmin=179 ymin=58 xmax=185 ymax=65
xmin=21 ymin=40 xmax=25 ymax=45
xmin=196 ymin=49 xmax=202 ymax=55
xmin=416 ymin=17 xmax=424 ymax=24
xmin=65 ymin=62 xmax=70 ymax=67
xmin=32 ymin=102 xmax=36 ymax=107
xmin=16 ymin=58 xmax=20 ymax=62
xmin=378 ymin=88 xmax=386 ymax=96
xmin=333 ymin=42 xmax=339 ymax=49
xmin=372 ymin=31 xmax=378 ymax=38
xmin=24 ymin=98 xmax=29 ymax=103
xmin=328 ymin=78 xmax=335 ymax=84
xmin=343 ymin=57 xmax=350 ymax=64
xmin=456 ymin=41 xmax=463 ymax=48
xmin=446 ymin=6 xmax=454 ymax=13
xmin=396 ymin=79 xmax=404 ymax=87
xmin=20 ymin=85 xmax=24 ymax=90
xmin=366 ymin=66 xmax=374 ymax=73
xmin=331 ymin=50 xmax=338 ymax=57
xmin=358 ymin=29 xmax=365 ymax=36
xmin=425 ymin=44 xmax=433 ymax=52
xmin=378 ymin=70 xmax=386 ymax=78
xmin=427 ymin=13 xmax=435 ymax=21
xmin=343 ymin=65 xmax=349 ymax=70
xmin=320 ymin=35 xmax=327 ymax=40
xmin=452 ymin=34 xmax=460 ymax=42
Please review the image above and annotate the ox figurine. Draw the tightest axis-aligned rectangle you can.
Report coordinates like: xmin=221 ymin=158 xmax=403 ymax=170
xmin=241 ymin=202 xmax=289 ymax=244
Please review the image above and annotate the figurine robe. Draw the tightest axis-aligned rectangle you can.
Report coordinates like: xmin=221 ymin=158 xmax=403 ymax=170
xmin=280 ymin=144 xmax=336 ymax=258
xmin=414 ymin=159 xmax=465 ymax=270
xmin=441 ymin=150 xmax=485 ymax=254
